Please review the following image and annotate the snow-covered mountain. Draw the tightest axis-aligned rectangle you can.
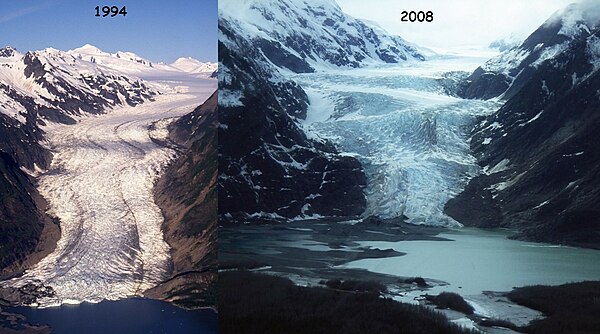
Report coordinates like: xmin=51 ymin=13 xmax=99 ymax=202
xmin=67 ymin=44 xmax=159 ymax=72
xmin=0 ymin=45 xmax=160 ymax=125
xmin=0 ymin=43 xmax=215 ymax=273
xmin=171 ymin=57 xmax=218 ymax=74
xmin=220 ymin=0 xmax=412 ymax=222
xmin=219 ymin=0 xmax=425 ymax=73
xmin=0 ymin=44 xmax=218 ymax=125
xmin=68 ymin=44 xmax=217 ymax=76
xmin=488 ymin=35 xmax=521 ymax=52
xmin=459 ymin=3 xmax=600 ymax=100
xmin=446 ymin=2 xmax=600 ymax=247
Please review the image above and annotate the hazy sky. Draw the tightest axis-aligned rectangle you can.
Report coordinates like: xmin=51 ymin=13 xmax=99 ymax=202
xmin=0 ymin=0 xmax=217 ymax=63
xmin=336 ymin=0 xmax=578 ymax=51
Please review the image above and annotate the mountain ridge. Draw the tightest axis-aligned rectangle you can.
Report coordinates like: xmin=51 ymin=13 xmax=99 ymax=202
xmin=446 ymin=2 xmax=600 ymax=248
xmin=219 ymin=0 xmax=425 ymax=73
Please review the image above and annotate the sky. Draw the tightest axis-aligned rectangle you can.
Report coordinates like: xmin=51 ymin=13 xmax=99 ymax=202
xmin=0 ymin=0 xmax=217 ymax=63
xmin=336 ymin=0 xmax=580 ymax=51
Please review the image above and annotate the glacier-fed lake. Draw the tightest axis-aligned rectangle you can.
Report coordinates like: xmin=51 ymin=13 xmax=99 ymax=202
xmin=340 ymin=227 xmax=600 ymax=296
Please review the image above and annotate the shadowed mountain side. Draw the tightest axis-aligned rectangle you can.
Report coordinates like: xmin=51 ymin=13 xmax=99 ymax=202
xmin=218 ymin=19 xmax=367 ymax=222
xmin=446 ymin=4 xmax=600 ymax=248
xmin=146 ymin=92 xmax=217 ymax=308
xmin=0 ymin=111 xmax=58 ymax=277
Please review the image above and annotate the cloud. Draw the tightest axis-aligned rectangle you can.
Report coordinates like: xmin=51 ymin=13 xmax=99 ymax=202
xmin=336 ymin=0 xmax=583 ymax=50
xmin=580 ymin=0 xmax=600 ymax=24
xmin=0 ymin=1 xmax=57 ymax=24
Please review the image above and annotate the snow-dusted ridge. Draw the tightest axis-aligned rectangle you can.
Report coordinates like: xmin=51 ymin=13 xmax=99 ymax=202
xmin=219 ymin=0 xmax=426 ymax=73
xmin=68 ymin=44 xmax=217 ymax=76
xmin=0 ymin=44 xmax=217 ymax=124
xmin=0 ymin=44 xmax=217 ymax=307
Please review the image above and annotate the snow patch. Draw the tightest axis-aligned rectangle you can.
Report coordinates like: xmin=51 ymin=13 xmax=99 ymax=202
xmin=483 ymin=158 xmax=510 ymax=175
xmin=563 ymin=151 xmax=584 ymax=157
xmin=520 ymin=110 xmax=543 ymax=126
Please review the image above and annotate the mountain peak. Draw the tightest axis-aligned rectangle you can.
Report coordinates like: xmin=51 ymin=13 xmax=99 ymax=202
xmin=70 ymin=44 xmax=106 ymax=55
xmin=170 ymin=57 xmax=217 ymax=73
xmin=173 ymin=57 xmax=201 ymax=64
xmin=541 ymin=1 xmax=600 ymax=39
xmin=220 ymin=0 xmax=425 ymax=71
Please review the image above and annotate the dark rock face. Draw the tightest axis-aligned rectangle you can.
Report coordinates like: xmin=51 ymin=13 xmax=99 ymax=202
xmin=150 ymin=92 xmax=217 ymax=307
xmin=0 ymin=47 xmax=16 ymax=58
xmin=21 ymin=51 xmax=157 ymax=118
xmin=0 ymin=152 xmax=46 ymax=272
xmin=446 ymin=4 xmax=600 ymax=248
xmin=0 ymin=149 xmax=59 ymax=276
xmin=254 ymin=38 xmax=314 ymax=73
xmin=0 ymin=107 xmax=57 ymax=275
xmin=218 ymin=18 xmax=367 ymax=223
xmin=0 ymin=95 xmax=51 ymax=170
xmin=457 ymin=68 xmax=511 ymax=100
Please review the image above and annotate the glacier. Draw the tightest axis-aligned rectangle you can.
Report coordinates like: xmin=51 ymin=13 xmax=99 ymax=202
xmin=1 ymin=57 xmax=217 ymax=307
xmin=297 ymin=54 xmax=502 ymax=225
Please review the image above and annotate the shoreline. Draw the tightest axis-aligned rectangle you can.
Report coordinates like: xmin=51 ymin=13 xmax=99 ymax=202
xmin=220 ymin=217 xmax=600 ymax=332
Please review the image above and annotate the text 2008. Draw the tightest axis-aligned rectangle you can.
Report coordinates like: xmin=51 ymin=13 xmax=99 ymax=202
xmin=401 ymin=11 xmax=433 ymax=22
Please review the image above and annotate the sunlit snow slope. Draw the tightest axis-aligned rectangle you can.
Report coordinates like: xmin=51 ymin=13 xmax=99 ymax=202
xmin=2 ymin=48 xmax=216 ymax=307
xmin=297 ymin=56 xmax=501 ymax=225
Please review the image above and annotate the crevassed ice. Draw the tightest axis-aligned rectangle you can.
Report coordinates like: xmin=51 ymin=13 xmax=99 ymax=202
xmin=2 ymin=82 xmax=214 ymax=306
xmin=297 ymin=60 xmax=501 ymax=226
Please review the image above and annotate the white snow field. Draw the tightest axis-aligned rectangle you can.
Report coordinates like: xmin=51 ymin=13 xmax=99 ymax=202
xmin=297 ymin=54 xmax=502 ymax=226
xmin=4 ymin=65 xmax=216 ymax=307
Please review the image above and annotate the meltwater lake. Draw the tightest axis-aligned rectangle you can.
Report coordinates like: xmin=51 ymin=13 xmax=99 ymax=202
xmin=341 ymin=227 xmax=600 ymax=296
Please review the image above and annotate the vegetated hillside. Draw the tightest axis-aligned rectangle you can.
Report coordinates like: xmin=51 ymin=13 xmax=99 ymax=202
xmin=147 ymin=92 xmax=217 ymax=308
xmin=446 ymin=3 xmax=600 ymax=248
xmin=507 ymin=281 xmax=600 ymax=334
xmin=219 ymin=271 xmax=477 ymax=334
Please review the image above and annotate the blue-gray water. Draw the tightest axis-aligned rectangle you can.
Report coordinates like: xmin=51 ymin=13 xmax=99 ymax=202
xmin=342 ymin=227 xmax=600 ymax=295
xmin=12 ymin=298 xmax=216 ymax=334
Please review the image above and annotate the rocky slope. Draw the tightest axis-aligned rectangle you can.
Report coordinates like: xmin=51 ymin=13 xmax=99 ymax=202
xmin=219 ymin=19 xmax=366 ymax=222
xmin=446 ymin=3 xmax=600 ymax=248
xmin=146 ymin=92 xmax=217 ymax=308
xmin=0 ymin=150 xmax=59 ymax=279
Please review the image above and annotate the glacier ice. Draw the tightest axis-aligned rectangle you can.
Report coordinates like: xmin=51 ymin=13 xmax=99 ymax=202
xmin=298 ymin=57 xmax=501 ymax=226
xmin=1 ymin=74 xmax=216 ymax=307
